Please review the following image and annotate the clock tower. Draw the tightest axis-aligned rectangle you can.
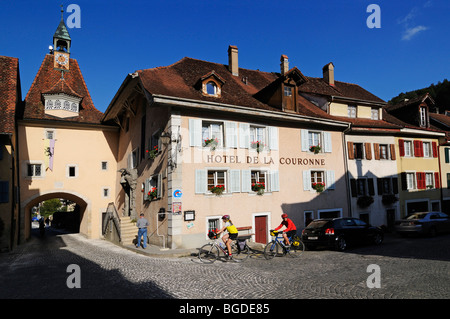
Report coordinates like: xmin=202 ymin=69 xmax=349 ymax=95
xmin=53 ymin=6 xmax=71 ymax=71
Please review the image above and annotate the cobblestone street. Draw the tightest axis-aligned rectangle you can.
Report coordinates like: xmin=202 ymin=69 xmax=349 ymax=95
xmin=1 ymin=228 xmax=449 ymax=301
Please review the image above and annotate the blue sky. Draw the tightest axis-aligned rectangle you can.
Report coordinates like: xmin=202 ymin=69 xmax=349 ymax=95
xmin=1 ymin=0 xmax=449 ymax=112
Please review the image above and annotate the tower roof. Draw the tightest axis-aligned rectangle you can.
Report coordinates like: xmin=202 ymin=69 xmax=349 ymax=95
xmin=53 ymin=7 xmax=71 ymax=42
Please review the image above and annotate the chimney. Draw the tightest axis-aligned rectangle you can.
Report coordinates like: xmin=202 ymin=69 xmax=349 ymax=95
xmin=228 ymin=45 xmax=239 ymax=76
xmin=280 ymin=55 xmax=289 ymax=75
xmin=322 ymin=62 xmax=335 ymax=86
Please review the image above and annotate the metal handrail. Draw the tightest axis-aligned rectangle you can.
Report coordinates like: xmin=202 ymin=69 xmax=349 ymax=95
xmin=102 ymin=202 xmax=121 ymax=242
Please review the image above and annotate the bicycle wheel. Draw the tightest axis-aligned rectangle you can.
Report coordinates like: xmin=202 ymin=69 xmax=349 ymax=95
xmin=231 ymin=242 xmax=250 ymax=262
xmin=287 ymin=236 xmax=305 ymax=258
xmin=198 ymin=243 xmax=219 ymax=263
xmin=264 ymin=241 xmax=281 ymax=260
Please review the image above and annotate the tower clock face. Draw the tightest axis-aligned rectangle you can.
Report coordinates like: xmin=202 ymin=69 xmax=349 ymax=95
xmin=54 ymin=52 xmax=70 ymax=70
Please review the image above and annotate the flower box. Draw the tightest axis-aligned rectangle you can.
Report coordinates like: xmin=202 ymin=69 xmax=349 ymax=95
xmin=147 ymin=187 xmax=157 ymax=201
xmin=357 ymin=195 xmax=374 ymax=208
xmin=146 ymin=146 xmax=159 ymax=160
xmin=251 ymin=182 xmax=265 ymax=195
xmin=210 ymin=185 xmax=225 ymax=195
xmin=203 ymin=138 xmax=219 ymax=150
xmin=312 ymin=182 xmax=325 ymax=193
xmin=309 ymin=145 xmax=321 ymax=154
xmin=382 ymin=194 xmax=398 ymax=206
xmin=250 ymin=141 xmax=266 ymax=153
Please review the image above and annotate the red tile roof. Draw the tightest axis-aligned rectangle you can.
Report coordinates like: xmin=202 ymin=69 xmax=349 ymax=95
xmin=136 ymin=57 xmax=342 ymax=122
xmin=22 ymin=54 xmax=102 ymax=124
xmin=0 ymin=55 xmax=20 ymax=134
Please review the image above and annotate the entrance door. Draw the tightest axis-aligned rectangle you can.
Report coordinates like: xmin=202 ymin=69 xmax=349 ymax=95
xmin=255 ymin=216 xmax=267 ymax=244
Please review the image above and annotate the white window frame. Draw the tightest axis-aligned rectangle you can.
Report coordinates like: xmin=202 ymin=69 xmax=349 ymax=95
xmin=202 ymin=121 xmax=224 ymax=148
xmin=425 ymin=172 xmax=434 ymax=189
xmin=66 ymin=164 xmax=78 ymax=179
xmin=26 ymin=162 xmax=44 ymax=178
xmin=379 ymin=144 xmax=389 ymax=160
xmin=207 ymin=169 xmax=227 ymax=194
xmin=348 ymin=105 xmax=356 ymax=118
xmin=371 ymin=108 xmax=379 ymax=120
xmin=404 ymin=140 xmax=412 ymax=157
xmin=206 ymin=216 xmax=223 ymax=239
xmin=423 ymin=141 xmax=431 ymax=158
xmin=249 ymin=125 xmax=267 ymax=147
xmin=301 ymin=129 xmax=332 ymax=153
xmin=44 ymin=129 xmax=56 ymax=140
xmin=420 ymin=106 xmax=427 ymax=127
xmin=406 ymin=172 xmax=416 ymax=190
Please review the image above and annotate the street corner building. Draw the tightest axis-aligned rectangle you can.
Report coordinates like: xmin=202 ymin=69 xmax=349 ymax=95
xmin=1 ymin=11 xmax=449 ymax=252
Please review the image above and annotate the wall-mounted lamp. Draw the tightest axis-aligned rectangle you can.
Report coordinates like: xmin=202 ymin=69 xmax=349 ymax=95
xmin=160 ymin=131 xmax=171 ymax=145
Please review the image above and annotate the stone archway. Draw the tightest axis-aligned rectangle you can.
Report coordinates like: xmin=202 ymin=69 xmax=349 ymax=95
xmin=21 ymin=191 xmax=90 ymax=243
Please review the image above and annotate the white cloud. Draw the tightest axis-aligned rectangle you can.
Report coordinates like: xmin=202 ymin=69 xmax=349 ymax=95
xmin=402 ymin=25 xmax=429 ymax=41
xmin=398 ymin=5 xmax=430 ymax=41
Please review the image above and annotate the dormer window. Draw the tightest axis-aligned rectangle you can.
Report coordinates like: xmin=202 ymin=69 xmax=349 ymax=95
xmin=284 ymin=86 xmax=292 ymax=97
xmin=419 ymin=106 xmax=427 ymax=127
xmin=206 ymin=82 xmax=217 ymax=96
xmin=200 ymin=71 xmax=225 ymax=98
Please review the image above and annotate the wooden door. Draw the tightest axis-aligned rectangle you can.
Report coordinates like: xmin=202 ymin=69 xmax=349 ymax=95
xmin=255 ymin=216 xmax=267 ymax=244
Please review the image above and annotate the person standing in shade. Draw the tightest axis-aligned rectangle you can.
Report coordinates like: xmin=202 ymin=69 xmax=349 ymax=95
xmin=136 ymin=213 xmax=149 ymax=249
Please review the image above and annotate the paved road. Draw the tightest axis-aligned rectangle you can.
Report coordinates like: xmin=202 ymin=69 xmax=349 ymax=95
xmin=1 ymin=227 xmax=449 ymax=300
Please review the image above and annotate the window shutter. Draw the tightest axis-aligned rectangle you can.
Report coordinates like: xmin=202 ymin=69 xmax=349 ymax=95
xmin=390 ymin=144 xmax=396 ymax=160
xmin=270 ymin=170 xmax=280 ymax=192
xmin=326 ymin=171 xmax=335 ymax=190
xmin=157 ymin=174 xmax=162 ymax=198
xmin=399 ymin=139 xmax=405 ymax=157
xmin=144 ymin=178 xmax=150 ymax=201
xmin=416 ymin=172 xmax=425 ymax=189
xmin=432 ymin=142 xmax=438 ymax=158
xmin=0 ymin=145 xmax=3 ymax=160
xmin=401 ymin=173 xmax=407 ymax=191
xmin=241 ymin=170 xmax=251 ymax=192
xmin=268 ymin=127 xmax=278 ymax=150
xmin=446 ymin=148 xmax=450 ymax=163
xmin=303 ymin=170 xmax=311 ymax=191
xmin=414 ymin=140 xmax=423 ymax=157
xmin=229 ymin=170 xmax=241 ymax=193
xmin=301 ymin=130 xmax=309 ymax=152
xmin=195 ymin=169 xmax=207 ymax=194
xmin=373 ymin=143 xmax=380 ymax=160
xmin=377 ymin=178 xmax=383 ymax=195
xmin=239 ymin=123 xmax=250 ymax=149
xmin=189 ymin=119 xmax=202 ymax=147
xmin=368 ymin=178 xmax=375 ymax=195
xmin=323 ymin=132 xmax=332 ymax=153
xmin=392 ymin=177 xmax=399 ymax=194
xmin=347 ymin=142 xmax=354 ymax=159
xmin=365 ymin=143 xmax=372 ymax=160
xmin=350 ymin=179 xmax=357 ymax=197
xmin=225 ymin=122 xmax=238 ymax=148
xmin=434 ymin=172 xmax=440 ymax=189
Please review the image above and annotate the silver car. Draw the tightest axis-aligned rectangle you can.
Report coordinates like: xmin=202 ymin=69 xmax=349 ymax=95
xmin=395 ymin=212 xmax=450 ymax=237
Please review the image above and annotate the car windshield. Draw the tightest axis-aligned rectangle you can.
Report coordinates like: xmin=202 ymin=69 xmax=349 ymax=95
xmin=306 ymin=220 xmax=330 ymax=229
xmin=406 ymin=213 xmax=428 ymax=220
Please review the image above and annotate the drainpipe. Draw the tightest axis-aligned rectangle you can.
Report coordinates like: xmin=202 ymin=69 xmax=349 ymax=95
xmin=342 ymin=124 xmax=352 ymax=218
xmin=157 ymin=208 xmax=168 ymax=250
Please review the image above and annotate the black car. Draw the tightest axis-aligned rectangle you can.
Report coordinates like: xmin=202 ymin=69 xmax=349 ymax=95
xmin=301 ymin=217 xmax=384 ymax=251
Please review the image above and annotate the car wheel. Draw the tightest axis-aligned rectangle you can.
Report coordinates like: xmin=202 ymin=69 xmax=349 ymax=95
xmin=336 ymin=236 xmax=347 ymax=251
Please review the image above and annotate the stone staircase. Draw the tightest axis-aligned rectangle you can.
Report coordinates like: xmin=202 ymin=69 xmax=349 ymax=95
xmin=120 ymin=216 xmax=137 ymax=246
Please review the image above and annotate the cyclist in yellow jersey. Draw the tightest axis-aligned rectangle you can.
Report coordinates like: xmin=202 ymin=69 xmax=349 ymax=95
xmin=216 ymin=215 xmax=238 ymax=259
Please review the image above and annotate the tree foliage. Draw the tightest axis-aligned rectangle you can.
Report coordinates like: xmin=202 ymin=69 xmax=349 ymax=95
xmin=389 ymin=79 xmax=450 ymax=113
xmin=40 ymin=199 xmax=62 ymax=217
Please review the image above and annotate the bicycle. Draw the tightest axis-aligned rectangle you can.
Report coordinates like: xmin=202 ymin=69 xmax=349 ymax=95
xmin=198 ymin=232 xmax=251 ymax=263
xmin=264 ymin=230 xmax=305 ymax=260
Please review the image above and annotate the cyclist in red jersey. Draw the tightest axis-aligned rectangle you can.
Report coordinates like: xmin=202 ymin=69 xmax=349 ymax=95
xmin=274 ymin=213 xmax=297 ymax=246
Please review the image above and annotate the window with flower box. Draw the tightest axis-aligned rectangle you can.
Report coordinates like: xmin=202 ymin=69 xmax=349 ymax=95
xmin=303 ymin=170 xmax=335 ymax=191
xmin=144 ymin=173 xmax=162 ymax=201
xmin=301 ymin=129 xmax=332 ymax=153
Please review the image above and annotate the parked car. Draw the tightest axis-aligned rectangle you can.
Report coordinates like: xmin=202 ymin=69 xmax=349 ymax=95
xmin=395 ymin=212 xmax=450 ymax=237
xmin=301 ymin=217 xmax=384 ymax=251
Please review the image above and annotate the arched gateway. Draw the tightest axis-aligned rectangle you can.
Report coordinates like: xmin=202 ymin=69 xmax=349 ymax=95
xmin=17 ymin=12 xmax=118 ymax=243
